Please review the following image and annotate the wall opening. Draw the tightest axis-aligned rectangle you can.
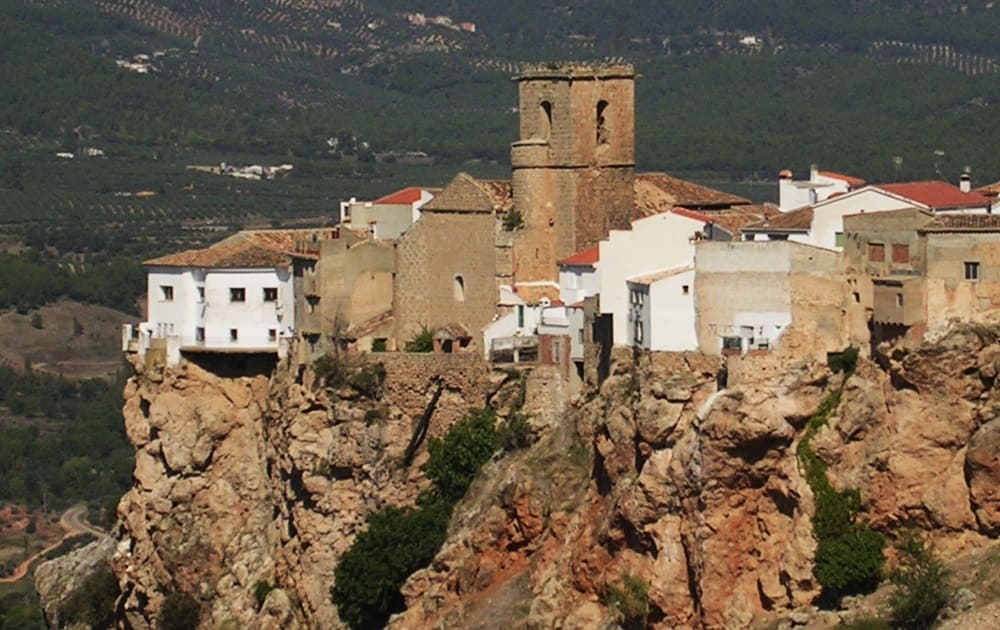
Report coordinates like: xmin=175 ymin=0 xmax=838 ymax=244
xmin=596 ymin=100 xmax=609 ymax=144
xmin=539 ymin=101 xmax=552 ymax=140
xmin=454 ymin=274 xmax=465 ymax=302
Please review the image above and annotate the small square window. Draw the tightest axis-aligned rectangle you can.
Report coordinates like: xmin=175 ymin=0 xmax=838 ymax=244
xmin=896 ymin=293 xmax=904 ymax=307
xmin=197 ymin=286 xmax=205 ymax=301
xmin=161 ymin=286 xmax=174 ymax=301
xmin=853 ymin=292 xmax=861 ymax=303
xmin=965 ymin=261 xmax=980 ymax=281
xmin=682 ymin=285 xmax=690 ymax=296
xmin=868 ymin=243 xmax=885 ymax=262
xmin=230 ymin=328 xmax=238 ymax=341
xmin=268 ymin=329 xmax=277 ymax=341
xmin=263 ymin=287 xmax=278 ymax=302
xmin=195 ymin=327 xmax=205 ymax=342
xmin=230 ymin=288 xmax=246 ymax=302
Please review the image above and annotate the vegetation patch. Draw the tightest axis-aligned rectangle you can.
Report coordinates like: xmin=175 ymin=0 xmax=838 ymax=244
xmin=332 ymin=407 xmax=504 ymax=629
xmin=57 ymin=563 xmax=119 ymax=629
xmin=158 ymin=591 xmax=202 ymax=630
xmin=797 ymin=359 xmax=885 ymax=601
xmin=603 ymin=573 xmax=650 ymax=630
xmin=253 ymin=580 xmax=275 ymax=610
xmin=889 ymin=530 xmax=951 ymax=630
xmin=403 ymin=326 xmax=435 ymax=353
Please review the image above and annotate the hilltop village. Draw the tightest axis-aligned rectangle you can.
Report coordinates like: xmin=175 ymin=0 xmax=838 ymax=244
xmin=125 ymin=63 xmax=1000 ymax=386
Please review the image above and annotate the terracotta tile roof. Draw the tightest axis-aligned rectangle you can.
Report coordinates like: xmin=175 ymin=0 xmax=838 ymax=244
xmin=701 ymin=204 xmax=782 ymax=237
xmin=876 ymin=181 xmax=991 ymax=210
xmin=373 ymin=186 xmax=430 ymax=205
xmin=819 ymin=171 xmax=866 ymax=187
xmin=743 ymin=206 xmax=814 ymax=232
xmin=144 ymin=229 xmax=330 ymax=268
xmin=627 ymin=265 xmax=693 ymax=286
xmin=558 ymin=245 xmax=599 ymax=266
xmin=919 ymin=214 xmax=1000 ymax=232
xmin=671 ymin=207 xmax=715 ymax=223
xmin=634 ymin=172 xmax=750 ymax=215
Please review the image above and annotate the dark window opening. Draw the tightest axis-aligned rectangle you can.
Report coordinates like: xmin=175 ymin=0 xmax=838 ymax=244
xmin=268 ymin=329 xmax=277 ymax=341
xmin=195 ymin=327 xmax=205 ymax=342
xmin=539 ymin=101 xmax=552 ymax=140
xmin=230 ymin=287 xmax=246 ymax=302
xmin=596 ymin=100 xmax=609 ymax=144
xmin=263 ymin=287 xmax=278 ymax=302
xmin=160 ymin=285 xmax=174 ymax=301
xmin=965 ymin=261 xmax=980 ymax=281
xmin=230 ymin=328 xmax=238 ymax=341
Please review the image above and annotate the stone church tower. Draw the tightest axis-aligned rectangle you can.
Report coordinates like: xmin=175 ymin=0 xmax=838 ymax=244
xmin=510 ymin=64 xmax=636 ymax=286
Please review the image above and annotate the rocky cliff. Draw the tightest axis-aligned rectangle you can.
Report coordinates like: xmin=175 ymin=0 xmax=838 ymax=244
xmin=78 ymin=326 xmax=1000 ymax=628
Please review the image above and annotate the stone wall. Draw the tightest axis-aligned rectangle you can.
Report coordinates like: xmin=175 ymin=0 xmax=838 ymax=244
xmin=393 ymin=211 xmax=497 ymax=348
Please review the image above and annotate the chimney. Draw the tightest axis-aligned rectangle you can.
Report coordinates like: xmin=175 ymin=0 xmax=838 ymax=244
xmin=960 ymin=173 xmax=971 ymax=193
xmin=810 ymin=164 xmax=819 ymax=182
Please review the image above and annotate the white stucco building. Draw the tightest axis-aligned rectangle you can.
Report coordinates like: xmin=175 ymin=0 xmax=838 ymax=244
xmin=128 ymin=230 xmax=312 ymax=365
xmin=777 ymin=165 xmax=865 ymax=212
xmin=599 ymin=208 xmax=716 ymax=347
xmin=557 ymin=245 xmax=601 ymax=306
xmin=743 ymin=181 xmax=993 ymax=251
xmin=339 ymin=186 xmax=437 ymax=240
xmin=626 ymin=266 xmax=696 ymax=351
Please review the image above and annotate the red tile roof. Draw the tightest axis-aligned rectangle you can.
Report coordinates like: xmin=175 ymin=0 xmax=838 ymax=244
xmin=374 ymin=186 xmax=431 ymax=205
xmin=819 ymin=171 xmax=866 ymax=187
xmin=743 ymin=207 xmax=814 ymax=232
xmin=558 ymin=245 xmax=600 ymax=266
xmin=876 ymin=181 xmax=991 ymax=210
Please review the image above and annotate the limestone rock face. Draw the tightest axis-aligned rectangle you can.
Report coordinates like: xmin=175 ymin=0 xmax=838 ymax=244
xmin=113 ymin=352 xmax=496 ymax=629
xmin=35 ymin=536 xmax=116 ymax=628
xmin=110 ymin=326 xmax=998 ymax=629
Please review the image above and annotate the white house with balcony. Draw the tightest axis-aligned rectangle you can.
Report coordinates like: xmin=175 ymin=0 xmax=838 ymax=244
xmin=125 ymin=230 xmax=312 ymax=366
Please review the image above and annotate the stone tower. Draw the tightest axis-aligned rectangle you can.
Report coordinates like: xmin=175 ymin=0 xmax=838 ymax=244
xmin=510 ymin=63 xmax=636 ymax=286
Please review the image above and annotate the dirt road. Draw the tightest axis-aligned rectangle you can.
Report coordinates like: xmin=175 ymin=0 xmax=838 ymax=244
xmin=0 ymin=504 xmax=107 ymax=584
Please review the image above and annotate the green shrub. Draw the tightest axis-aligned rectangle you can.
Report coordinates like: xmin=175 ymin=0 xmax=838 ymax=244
xmin=158 ymin=592 xmax=201 ymax=630
xmin=331 ymin=498 xmax=451 ymax=630
xmin=29 ymin=313 xmax=43 ymax=329
xmin=313 ymin=353 xmax=348 ymax=388
xmin=798 ymin=390 xmax=885 ymax=599
xmin=422 ymin=408 xmax=500 ymax=502
xmin=604 ymin=573 xmax=650 ymax=630
xmin=348 ymin=362 xmax=386 ymax=399
xmin=499 ymin=412 xmax=533 ymax=451
xmin=889 ymin=530 xmax=951 ymax=630
xmin=370 ymin=338 xmax=387 ymax=352
xmin=829 ymin=346 xmax=859 ymax=375
xmin=57 ymin=564 xmax=119 ymax=628
xmin=404 ymin=326 xmax=435 ymax=353
xmin=253 ymin=580 xmax=275 ymax=609
xmin=503 ymin=209 xmax=524 ymax=231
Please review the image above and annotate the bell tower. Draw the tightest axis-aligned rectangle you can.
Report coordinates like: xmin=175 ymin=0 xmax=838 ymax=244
xmin=509 ymin=63 xmax=636 ymax=285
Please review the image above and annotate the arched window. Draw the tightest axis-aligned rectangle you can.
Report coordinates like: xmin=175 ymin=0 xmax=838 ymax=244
xmin=539 ymin=101 xmax=552 ymax=140
xmin=454 ymin=274 xmax=465 ymax=302
xmin=596 ymin=100 xmax=609 ymax=144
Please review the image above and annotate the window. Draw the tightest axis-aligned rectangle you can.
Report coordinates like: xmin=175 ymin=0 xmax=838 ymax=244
xmin=195 ymin=327 xmax=205 ymax=342
xmin=682 ymin=284 xmax=690 ymax=296
xmin=307 ymin=295 xmax=319 ymax=313
xmin=268 ymin=329 xmax=277 ymax=341
xmin=965 ymin=261 xmax=980 ymax=281
xmin=896 ymin=293 xmax=904 ymax=307
xmin=722 ymin=336 xmax=742 ymax=351
xmin=517 ymin=305 xmax=525 ymax=328
xmin=596 ymin=100 xmax=609 ymax=144
xmin=230 ymin=287 xmax=246 ymax=302
xmin=196 ymin=286 xmax=205 ymax=302
xmin=263 ymin=287 xmax=278 ymax=302
xmin=634 ymin=320 xmax=644 ymax=343
xmin=539 ymin=101 xmax=552 ymax=140
xmin=230 ymin=328 xmax=238 ymax=341
xmin=160 ymin=286 xmax=174 ymax=301
xmin=453 ymin=275 xmax=465 ymax=302
xmin=868 ymin=243 xmax=885 ymax=262
xmin=853 ymin=292 xmax=861 ymax=303
xmin=892 ymin=244 xmax=910 ymax=263
xmin=834 ymin=232 xmax=845 ymax=248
